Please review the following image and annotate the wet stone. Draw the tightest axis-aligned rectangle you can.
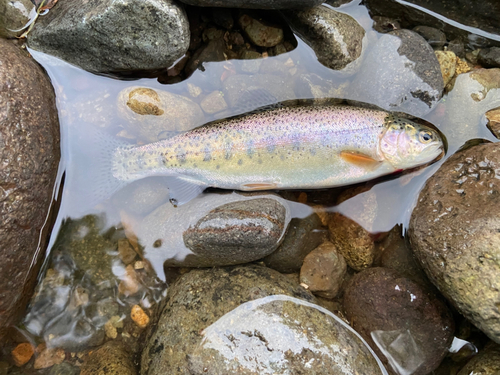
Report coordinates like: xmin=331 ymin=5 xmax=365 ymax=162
xmin=112 ymin=178 xmax=171 ymax=216
xmin=457 ymin=344 xmax=500 ymax=375
xmin=485 ymin=107 xmax=500 ymax=139
xmin=263 ymin=214 xmax=326 ymax=273
xmin=239 ymin=14 xmax=284 ymax=47
xmin=343 ymin=267 xmax=455 ymax=375
xmin=349 ymin=29 xmax=444 ymax=117
xmin=81 ymin=341 xmax=136 ymax=375
xmin=409 ymin=142 xmax=500 ymax=344
xmin=371 ymin=16 xmax=400 ymax=33
xmin=239 ymin=50 xmax=263 ymax=73
xmin=0 ymin=39 xmax=60 ymax=335
xmin=49 ymin=362 xmax=81 ymax=375
xmin=299 ymin=241 xmax=347 ymax=299
xmin=201 ymin=91 xmax=229 ymax=114
xmin=141 ymin=264 xmax=386 ymax=375
xmin=118 ymin=86 xmax=205 ymax=142
xmin=0 ymin=0 xmax=35 ymax=38
xmin=447 ymin=38 xmax=465 ymax=58
xmin=181 ymin=198 xmax=288 ymax=267
xmin=34 ymin=346 xmax=65 ymax=370
xmin=178 ymin=0 xmax=324 ymax=9
xmin=11 ymin=343 xmax=34 ymax=367
xmin=327 ymin=212 xmax=375 ymax=271
xmin=435 ymin=50 xmax=456 ymax=86
xmin=413 ymin=26 xmax=447 ymax=50
xmin=283 ymin=6 xmax=365 ymax=72
xmin=27 ymin=0 xmax=190 ymax=74
xmin=477 ymin=47 xmax=500 ymax=69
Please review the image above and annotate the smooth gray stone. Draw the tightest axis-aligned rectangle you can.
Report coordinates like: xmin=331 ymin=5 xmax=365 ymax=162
xmin=177 ymin=0 xmax=323 ymax=10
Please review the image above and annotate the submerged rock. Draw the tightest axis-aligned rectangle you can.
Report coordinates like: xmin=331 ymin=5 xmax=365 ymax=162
xmin=263 ymin=214 xmax=325 ymax=273
xmin=0 ymin=0 xmax=35 ymax=38
xmin=81 ymin=341 xmax=137 ymax=375
xmin=363 ymin=0 xmax=500 ymax=48
xmin=478 ymin=47 xmax=500 ymax=69
xmin=0 ymin=39 xmax=60 ymax=336
xmin=177 ymin=0 xmax=323 ymax=9
xmin=485 ymin=107 xmax=500 ymax=139
xmin=117 ymin=86 xmax=205 ymax=142
xmin=343 ymin=267 xmax=454 ymax=375
xmin=139 ymin=193 xmax=290 ymax=270
xmin=239 ymin=14 xmax=284 ymax=47
xmin=27 ymin=0 xmax=190 ymax=74
xmin=348 ymin=29 xmax=444 ymax=117
xmin=141 ymin=264 xmax=387 ymax=375
xmin=283 ymin=6 xmax=365 ymax=72
xmin=409 ymin=142 xmax=500 ymax=344
xmin=412 ymin=26 xmax=447 ymax=50
xmin=457 ymin=344 xmax=500 ymax=375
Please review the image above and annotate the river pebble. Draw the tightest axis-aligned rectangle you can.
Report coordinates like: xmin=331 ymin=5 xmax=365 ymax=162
xmin=300 ymin=241 xmax=347 ymax=299
xmin=435 ymin=50 xmax=457 ymax=86
xmin=11 ymin=343 xmax=34 ymax=367
xmin=141 ymin=264 xmax=387 ymax=375
xmin=81 ymin=341 xmax=137 ymax=375
xmin=457 ymin=343 xmax=500 ymax=375
xmin=343 ymin=267 xmax=454 ymax=375
xmin=118 ymin=86 xmax=205 ymax=142
xmin=239 ymin=13 xmax=284 ymax=47
xmin=263 ymin=213 xmax=325 ymax=273
xmin=349 ymin=29 xmax=444 ymax=117
xmin=28 ymin=0 xmax=190 ymax=74
xmin=478 ymin=47 xmax=500 ymax=69
xmin=200 ymin=91 xmax=229 ymax=114
xmin=485 ymin=107 xmax=500 ymax=138
xmin=413 ymin=26 xmax=447 ymax=50
xmin=410 ymin=142 xmax=500 ymax=344
xmin=283 ymin=6 xmax=365 ymax=72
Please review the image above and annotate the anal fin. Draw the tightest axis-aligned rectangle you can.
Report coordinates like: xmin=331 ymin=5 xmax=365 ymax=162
xmin=339 ymin=151 xmax=382 ymax=170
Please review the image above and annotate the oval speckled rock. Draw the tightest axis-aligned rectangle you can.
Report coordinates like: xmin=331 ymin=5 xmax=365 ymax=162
xmin=409 ymin=142 xmax=500 ymax=344
xmin=283 ymin=6 xmax=365 ymax=72
xmin=81 ymin=341 xmax=136 ymax=375
xmin=457 ymin=344 xmax=500 ymax=375
xmin=117 ymin=86 xmax=205 ymax=142
xmin=239 ymin=14 xmax=284 ymax=47
xmin=182 ymin=198 xmax=288 ymax=266
xmin=343 ymin=267 xmax=454 ymax=375
xmin=141 ymin=265 xmax=387 ymax=375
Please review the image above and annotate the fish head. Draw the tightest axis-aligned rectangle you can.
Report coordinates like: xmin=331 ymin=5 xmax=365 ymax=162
xmin=380 ymin=116 xmax=444 ymax=169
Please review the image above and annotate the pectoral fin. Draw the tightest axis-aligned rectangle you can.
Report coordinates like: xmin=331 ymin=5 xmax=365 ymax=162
xmin=340 ymin=151 xmax=382 ymax=170
xmin=240 ymin=182 xmax=278 ymax=191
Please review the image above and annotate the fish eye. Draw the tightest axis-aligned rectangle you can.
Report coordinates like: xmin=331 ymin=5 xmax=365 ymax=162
xmin=419 ymin=130 xmax=433 ymax=143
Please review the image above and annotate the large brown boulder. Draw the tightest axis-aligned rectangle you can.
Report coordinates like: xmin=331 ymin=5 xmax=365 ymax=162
xmin=0 ymin=39 xmax=60 ymax=335
xmin=409 ymin=142 xmax=500 ymax=343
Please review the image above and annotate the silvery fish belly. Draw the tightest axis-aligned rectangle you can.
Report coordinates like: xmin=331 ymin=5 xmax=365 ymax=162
xmin=112 ymin=105 xmax=444 ymax=203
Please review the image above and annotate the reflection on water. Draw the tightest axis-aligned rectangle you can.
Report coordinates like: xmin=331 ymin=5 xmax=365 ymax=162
xmin=12 ymin=0 xmax=500 ymax=367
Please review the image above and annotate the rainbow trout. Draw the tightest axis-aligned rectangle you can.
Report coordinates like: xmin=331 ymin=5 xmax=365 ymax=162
xmin=109 ymin=105 xmax=444 ymax=204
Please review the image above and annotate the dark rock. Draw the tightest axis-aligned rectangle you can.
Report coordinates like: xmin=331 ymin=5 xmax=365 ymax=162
xmin=457 ymin=344 xmax=500 ymax=375
xmin=263 ymin=214 xmax=325 ymax=273
xmin=0 ymin=39 xmax=60 ymax=335
xmin=181 ymin=198 xmax=288 ymax=267
xmin=178 ymin=0 xmax=324 ymax=9
xmin=447 ymin=38 xmax=465 ymax=58
xmin=478 ymin=47 xmax=500 ymax=68
xmin=49 ymin=362 xmax=81 ymax=375
xmin=363 ymin=0 xmax=500 ymax=48
xmin=409 ymin=142 xmax=500 ymax=343
xmin=185 ymin=37 xmax=228 ymax=77
xmin=372 ymin=16 xmax=401 ymax=33
xmin=239 ymin=13 xmax=284 ymax=47
xmin=343 ymin=267 xmax=454 ymax=375
xmin=0 ymin=0 xmax=35 ymax=38
xmin=212 ymin=8 xmax=234 ymax=29
xmin=283 ymin=6 xmax=365 ymax=72
xmin=138 ymin=193 xmax=290 ymax=271
xmin=300 ymin=241 xmax=347 ymax=299
xmin=141 ymin=264 xmax=387 ymax=375
xmin=413 ymin=26 xmax=447 ymax=49
xmin=81 ymin=341 xmax=136 ymax=375
xmin=349 ymin=29 xmax=444 ymax=116
xmin=27 ymin=0 xmax=190 ymax=74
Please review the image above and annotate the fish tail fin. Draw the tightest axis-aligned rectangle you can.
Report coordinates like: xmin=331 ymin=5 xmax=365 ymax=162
xmin=66 ymin=125 xmax=131 ymax=213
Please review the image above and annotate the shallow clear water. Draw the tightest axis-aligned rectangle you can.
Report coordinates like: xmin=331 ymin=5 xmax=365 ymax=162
xmin=10 ymin=0 xmax=500 ymax=369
